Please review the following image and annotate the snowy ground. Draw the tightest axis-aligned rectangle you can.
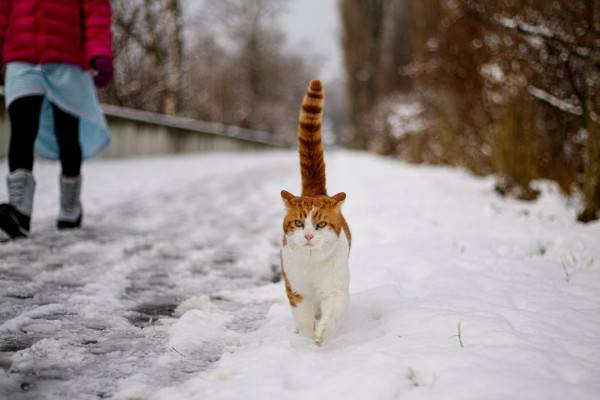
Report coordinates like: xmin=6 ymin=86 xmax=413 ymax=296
xmin=0 ymin=150 xmax=599 ymax=400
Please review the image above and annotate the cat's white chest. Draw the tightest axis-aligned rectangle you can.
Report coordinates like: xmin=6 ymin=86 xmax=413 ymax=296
xmin=282 ymin=232 xmax=350 ymax=300
xmin=281 ymin=231 xmax=350 ymax=344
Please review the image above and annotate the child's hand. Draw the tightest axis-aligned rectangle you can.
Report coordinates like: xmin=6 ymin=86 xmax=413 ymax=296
xmin=91 ymin=57 xmax=113 ymax=88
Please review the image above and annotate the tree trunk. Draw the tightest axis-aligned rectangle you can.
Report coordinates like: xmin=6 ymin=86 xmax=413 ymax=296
xmin=246 ymin=19 xmax=262 ymax=112
xmin=163 ymin=0 xmax=182 ymax=116
xmin=579 ymin=110 xmax=600 ymax=222
xmin=340 ymin=0 xmax=387 ymax=149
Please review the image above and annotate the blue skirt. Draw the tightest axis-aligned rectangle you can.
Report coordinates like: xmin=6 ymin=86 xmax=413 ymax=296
xmin=4 ymin=62 xmax=111 ymax=160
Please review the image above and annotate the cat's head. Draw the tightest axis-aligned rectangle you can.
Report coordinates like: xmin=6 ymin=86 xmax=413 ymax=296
xmin=280 ymin=190 xmax=347 ymax=251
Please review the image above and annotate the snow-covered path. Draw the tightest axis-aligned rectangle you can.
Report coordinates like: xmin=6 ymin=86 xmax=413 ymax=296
xmin=1 ymin=151 xmax=599 ymax=400
xmin=0 ymin=153 xmax=288 ymax=399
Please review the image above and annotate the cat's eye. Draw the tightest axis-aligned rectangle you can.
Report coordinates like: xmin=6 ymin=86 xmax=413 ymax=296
xmin=294 ymin=220 xmax=304 ymax=228
xmin=316 ymin=221 xmax=327 ymax=229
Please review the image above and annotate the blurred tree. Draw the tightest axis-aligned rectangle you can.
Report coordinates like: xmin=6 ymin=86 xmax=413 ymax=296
xmin=103 ymin=0 xmax=317 ymax=140
xmin=339 ymin=0 xmax=600 ymax=221
xmin=340 ymin=0 xmax=388 ymax=149
xmin=456 ymin=0 xmax=600 ymax=219
xmin=183 ymin=0 xmax=315 ymax=136
xmin=110 ymin=0 xmax=183 ymax=115
xmin=202 ymin=0 xmax=305 ymax=132
xmin=164 ymin=0 xmax=183 ymax=116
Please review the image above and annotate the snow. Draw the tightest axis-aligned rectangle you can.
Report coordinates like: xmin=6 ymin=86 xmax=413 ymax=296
xmin=499 ymin=17 xmax=554 ymax=39
xmin=1 ymin=151 xmax=599 ymax=400
xmin=386 ymin=101 xmax=427 ymax=139
xmin=481 ymin=63 xmax=505 ymax=83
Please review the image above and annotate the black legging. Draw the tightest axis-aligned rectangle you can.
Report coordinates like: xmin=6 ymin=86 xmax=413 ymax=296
xmin=8 ymin=95 xmax=82 ymax=177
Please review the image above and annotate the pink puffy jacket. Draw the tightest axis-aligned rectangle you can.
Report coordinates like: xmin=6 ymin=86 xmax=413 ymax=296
xmin=0 ymin=0 xmax=112 ymax=69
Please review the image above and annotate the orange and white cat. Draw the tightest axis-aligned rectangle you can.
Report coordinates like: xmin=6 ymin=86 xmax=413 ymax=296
xmin=280 ymin=80 xmax=351 ymax=345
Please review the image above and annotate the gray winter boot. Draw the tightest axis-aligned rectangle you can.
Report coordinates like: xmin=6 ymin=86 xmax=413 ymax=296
xmin=57 ymin=175 xmax=83 ymax=230
xmin=0 ymin=169 xmax=35 ymax=241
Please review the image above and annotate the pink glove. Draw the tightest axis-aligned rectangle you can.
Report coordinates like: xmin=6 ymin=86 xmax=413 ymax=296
xmin=91 ymin=57 xmax=114 ymax=88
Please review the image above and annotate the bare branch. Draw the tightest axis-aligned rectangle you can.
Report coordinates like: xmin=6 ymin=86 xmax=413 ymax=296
xmin=528 ymin=85 xmax=583 ymax=116
xmin=459 ymin=0 xmax=600 ymax=59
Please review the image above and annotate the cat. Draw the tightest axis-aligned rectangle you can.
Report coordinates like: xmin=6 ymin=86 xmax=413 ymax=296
xmin=280 ymin=80 xmax=351 ymax=345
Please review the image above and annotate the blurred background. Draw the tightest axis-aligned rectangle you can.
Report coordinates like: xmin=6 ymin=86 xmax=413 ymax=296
xmin=2 ymin=0 xmax=599 ymax=222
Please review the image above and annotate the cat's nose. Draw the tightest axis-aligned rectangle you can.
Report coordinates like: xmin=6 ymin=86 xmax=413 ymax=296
xmin=304 ymin=233 xmax=314 ymax=241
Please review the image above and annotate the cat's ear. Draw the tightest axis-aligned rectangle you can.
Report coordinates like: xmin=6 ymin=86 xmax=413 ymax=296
xmin=331 ymin=192 xmax=346 ymax=208
xmin=281 ymin=190 xmax=296 ymax=207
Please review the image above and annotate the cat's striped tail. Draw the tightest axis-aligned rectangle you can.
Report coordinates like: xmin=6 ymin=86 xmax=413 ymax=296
xmin=298 ymin=80 xmax=327 ymax=197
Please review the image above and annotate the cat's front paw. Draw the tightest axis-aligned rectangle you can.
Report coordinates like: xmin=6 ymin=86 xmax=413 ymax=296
xmin=313 ymin=334 xmax=323 ymax=346
xmin=313 ymin=322 xmax=333 ymax=345
xmin=297 ymin=326 xmax=314 ymax=337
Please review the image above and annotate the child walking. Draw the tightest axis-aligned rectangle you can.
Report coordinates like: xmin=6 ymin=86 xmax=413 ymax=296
xmin=0 ymin=0 xmax=113 ymax=241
